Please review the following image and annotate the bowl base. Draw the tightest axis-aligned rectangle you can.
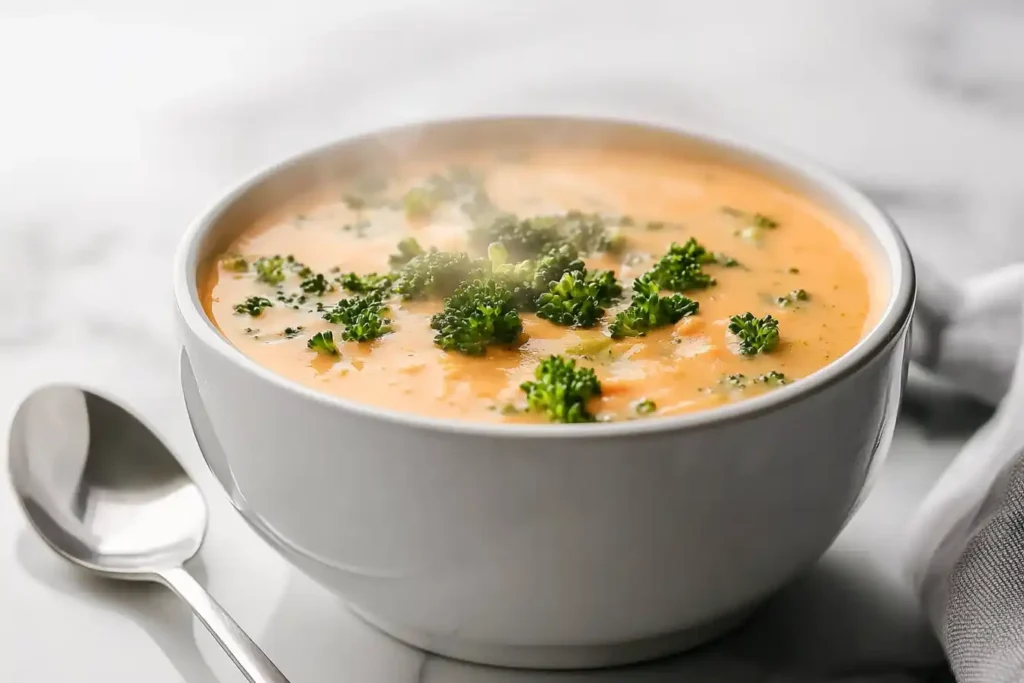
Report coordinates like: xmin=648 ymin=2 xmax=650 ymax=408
xmin=348 ymin=605 xmax=753 ymax=670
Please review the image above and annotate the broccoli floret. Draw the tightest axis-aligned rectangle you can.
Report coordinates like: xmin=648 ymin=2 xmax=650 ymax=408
xmin=430 ymin=279 xmax=523 ymax=355
xmin=536 ymin=271 xmax=613 ymax=328
xmin=300 ymin=273 xmax=332 ymax=296
xmin=322 ymin=294 xmax=393 ymax=342
xmin=520 ymin=355 xmax=602 ymax=423
xmin=469 ymin=213 xmax=561 ymax=260
xmin=337 ymin=271 xmax=394 ymax=294
xmin=307 ymin=330 xmax=339 ymax=355
xmin=470 ymin=211 xmax=626 ymax=260
xmin=728 ymin=313 xmax=780 ymax=355
xmin=394 ymin=251 xmax=474 ymax=299
xmin=584 ymin=269 xmax=623 ymax=305
xmin=561 ymin=210 xmax=627 ymax=254
xmin=220 ymin=254 xmax=248 ymax=272
xmin=388 ymin=238 xmax=428 ymax=269
xmin=647 ymin=238 xmax=717 ymax=292
xmin=775 ymin=289 xmax=809 ymax=308
xmin=609 ymin=278 xmax=699 ymax=338
xmin=253 ymin=256 xmax=286 ymax=285
xmin=233 ymin=296 xmax=273 ymax=317
xmin=531 ymin=244 xmax=585 ymax=290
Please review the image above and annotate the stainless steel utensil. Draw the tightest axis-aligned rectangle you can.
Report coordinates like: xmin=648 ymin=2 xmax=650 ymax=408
xmin=7 ymin=385 xmax=290 ymax=683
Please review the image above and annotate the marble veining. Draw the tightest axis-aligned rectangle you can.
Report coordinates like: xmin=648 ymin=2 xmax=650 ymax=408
xmin=0 ymin=1 xmax=1021 ymax=680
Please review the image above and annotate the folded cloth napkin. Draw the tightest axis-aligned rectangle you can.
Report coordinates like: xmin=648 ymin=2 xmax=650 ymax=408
xmin=908 ymin=263 xmax=1024 ymax=683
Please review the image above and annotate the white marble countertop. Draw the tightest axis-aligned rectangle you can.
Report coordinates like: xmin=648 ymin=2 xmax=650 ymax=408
xmin=1 ymin=1 xmax=1021 ymax=680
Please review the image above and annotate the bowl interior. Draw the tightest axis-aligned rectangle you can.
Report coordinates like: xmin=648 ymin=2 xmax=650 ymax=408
xmin=174 ymin=114 xmax=915 ymax=437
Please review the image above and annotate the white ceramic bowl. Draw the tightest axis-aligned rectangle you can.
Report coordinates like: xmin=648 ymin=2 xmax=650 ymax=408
xmin=173 ymin=116 xmax=915 ymax=670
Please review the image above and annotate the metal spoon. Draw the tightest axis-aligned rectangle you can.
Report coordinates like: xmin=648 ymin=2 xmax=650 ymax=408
xmin=7 ymin=385 xmax=291 ymax=683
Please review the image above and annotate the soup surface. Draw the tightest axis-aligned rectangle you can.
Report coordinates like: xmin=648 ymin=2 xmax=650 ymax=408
xmin=203 ymin=135 xmax=876 ymax=424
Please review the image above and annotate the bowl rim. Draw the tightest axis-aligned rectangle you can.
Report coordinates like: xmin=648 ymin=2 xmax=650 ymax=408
xmin=173 ymin=113 xmax=916 ymax=440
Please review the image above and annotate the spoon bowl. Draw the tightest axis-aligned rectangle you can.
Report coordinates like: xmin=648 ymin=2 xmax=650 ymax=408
xmin=9 ymin=386 xmax=205 ymax=578
xmin=7 ymin=384 xmax=290 ymax=683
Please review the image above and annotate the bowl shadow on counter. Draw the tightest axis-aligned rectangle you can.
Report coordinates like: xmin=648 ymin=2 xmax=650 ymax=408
xmin=15 ymin=530 xmax=220 ymax=683
xmin=249 ymin=554 xmax=952 ymax=683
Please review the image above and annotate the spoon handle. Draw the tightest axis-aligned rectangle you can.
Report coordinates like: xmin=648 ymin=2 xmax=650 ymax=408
xmin=158 ymin=566 xmax=291 ymax=683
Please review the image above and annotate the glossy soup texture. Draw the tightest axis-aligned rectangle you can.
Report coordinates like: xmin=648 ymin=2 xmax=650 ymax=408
xmin=202 ymin=144 xmax=876 ymax=424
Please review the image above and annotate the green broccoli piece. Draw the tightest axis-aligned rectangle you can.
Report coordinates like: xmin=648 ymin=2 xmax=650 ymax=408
xmin=520 ymin=355 xmax=602 ymax=423
xmin=300 ymin=273 xmax=332 ymax=296
xmin=337 ymin=271 xmax=394 ymax=295
xmin=388 ymin=238 xmax=427 ymax=269
xmin=307 ymin=330 xmax=339 ymax=355
xmin=754 ymin=370 xmax=788 ymax=386
xmin=253 ymin=256 xmax=286 ymax=285
xmin=647 ymin=238 xmax=717 ymax=292
xmin=394 ymin=251 xmax=474 ymax=299
xmin=321 ymin=294 xmax=393 ymax=342
xmin=220 ymin=254 xmax=249 ymax=272
xmin=430 ymin=279 xmax=523 ymax=355
xmin=469 ymin=213 xmax=561 ymax=260
xmin=233 ymin=296 xmax=273 ymax=317
xmin=536 ymin=271 xmax=613 ymax=328
xmin=584 ymin=269 xmax=623 ymax=305
xmin=635 ymin=399 xmax=657 ymax=415
xmin=775 ymin=289 xmax=809 ymax=308
xmin=531 ymin=244 xmax=586 ymax=290
xmin=728 ymin=313 xmax=780 ymax=355
xmin=560 ymin=211 xmax=620 ymax=254
xmin=609 ymin=278 xmax=699 ymax=338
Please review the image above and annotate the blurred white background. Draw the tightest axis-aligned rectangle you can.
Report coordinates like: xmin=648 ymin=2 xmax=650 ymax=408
xmin=0 ymin=1 xmax=1021 ymax=681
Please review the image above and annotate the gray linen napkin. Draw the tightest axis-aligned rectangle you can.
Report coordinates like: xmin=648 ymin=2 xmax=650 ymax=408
xmin=909 ymin=263 xmax=1024 ymax=683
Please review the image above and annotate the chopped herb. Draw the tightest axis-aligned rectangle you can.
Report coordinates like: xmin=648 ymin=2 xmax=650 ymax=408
xmin=233 ymin=296 xmax=273 ymax=317
xmin=723 ymin=207 xmax=779 ymax=243
xmin=635 ymin=399 xmax=657 ymax=415
xmin=647 ymin=238 xmax=717 ymax=292
xmin=728 ymin=313 xmax=780 ymax=356
xmin=755 ymin=371 xmax=788 ymax=386
xmin=283 ymin=326 xmax=303 ymax=338
xmin=430 ymin=279 xmax=523 ymax=355
xmin=300 ymin=273 xmax=332 ymax=296
xmin=307 ymin=331 xmax=339 ymax=356
xmin=520 ymin=355 xmax=601 ymax=423
xmin=724 ymin=373 xmax=749 ymax=389
xmin=609 ymin=277 xmax=699 ymax=338
xmin=775 ymin=289 xmax=810 ymax=308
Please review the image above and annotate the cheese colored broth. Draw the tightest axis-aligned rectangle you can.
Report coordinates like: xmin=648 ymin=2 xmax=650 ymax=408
xmin=202 ymin=142 xmax=876 ymax=424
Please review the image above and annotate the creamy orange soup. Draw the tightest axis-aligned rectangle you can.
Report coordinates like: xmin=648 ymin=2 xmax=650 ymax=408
xmin=203 ymin=137 xmax=875 ymax=424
